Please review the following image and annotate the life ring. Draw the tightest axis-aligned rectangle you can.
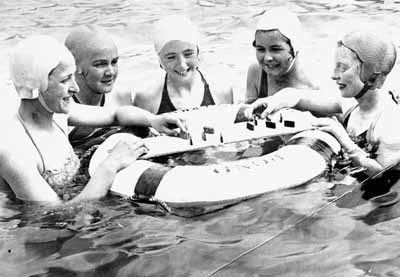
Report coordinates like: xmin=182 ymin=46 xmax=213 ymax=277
xmin=89 ymin=128 xmax=340 ymax=207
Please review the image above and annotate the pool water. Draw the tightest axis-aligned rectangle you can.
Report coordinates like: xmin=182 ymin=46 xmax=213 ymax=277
xmin=2 ymin=1 xmax=400 ymax=276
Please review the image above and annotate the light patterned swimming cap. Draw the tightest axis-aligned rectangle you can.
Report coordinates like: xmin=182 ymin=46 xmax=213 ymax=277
xmin=153 ymin=15 xmax=199 ymax=54
xmin=339 ymin=30 xmax=397 ymax=82
xmin=9 ymin=35 xmax=75 ymax=99
xmin=255 ymin=7 xmax=304 ymax=56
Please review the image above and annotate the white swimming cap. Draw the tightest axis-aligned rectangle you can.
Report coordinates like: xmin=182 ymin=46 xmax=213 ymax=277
xmin=255 ymin=7 xmax=304 ymax=56
xmin=153 ymin=15 xmax=199 ymax=54
xmin=339 ymin=30 xmax=396 ymax=82
xmin=9 ymin=35 xmax=75 ymax=99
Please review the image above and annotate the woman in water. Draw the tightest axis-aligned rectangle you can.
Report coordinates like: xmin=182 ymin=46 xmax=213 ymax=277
xmin=64 ymin=25 xmax=151 ymax=153
xmin=0 ymin=35 xmax=184 ymax=203
xmin=248 ymin=29 xmax=400 ymax=177
xmin=132 ymin=15 xmax=234 ymax=114
xmin=245 ymin=7 xmax=318 ymax=104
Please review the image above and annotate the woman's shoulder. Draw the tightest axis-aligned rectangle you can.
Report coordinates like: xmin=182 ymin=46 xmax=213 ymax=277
xmin=132 ymin=71 xmax=165 ymax=112
xmin=0 ymin=116 xmax=36 ymax=157
xmin=247 ymin=62 xmax=261 ymax=74
xmin=199 ymin=66 xmax=235 ymax=104
xmin=373 ymin=99 xmax=400 ymax=140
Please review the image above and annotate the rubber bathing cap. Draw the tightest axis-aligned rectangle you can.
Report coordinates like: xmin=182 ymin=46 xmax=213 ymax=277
xmin=339 ymin=30 xmax=397 ymax=82
xmin=255 ymin=7 xmax=304 ymax=56
xmin=9 ymin=35 xmax=75 ymax=99
xmin=153 ymin=15 xmax=199 ymax=54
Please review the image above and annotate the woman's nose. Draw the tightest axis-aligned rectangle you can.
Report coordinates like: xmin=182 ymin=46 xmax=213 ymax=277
xmin=69 ymin=77 xmax=79 ymax=94
xmin=263 ymin=53 xmax=273 ymax=63
xmin=331 ymin=68 xmax=340 ymax=81
xmin=176 ymin=55 xmax=187 ymax=67
xmin=105 ymin=64 xmax=116 ymax=76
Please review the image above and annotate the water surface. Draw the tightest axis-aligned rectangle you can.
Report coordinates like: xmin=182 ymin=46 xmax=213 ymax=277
xmin=2 ymin=1 xmax=400 ymax=276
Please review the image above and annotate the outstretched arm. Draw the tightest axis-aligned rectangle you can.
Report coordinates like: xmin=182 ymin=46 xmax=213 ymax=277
xmin=246 ymin=87 xmax=343 ymax=119
xmin=67 ymin=102 xmax=185 ymax=135
xmin=115 ymin=105 xmax=186 ymax=136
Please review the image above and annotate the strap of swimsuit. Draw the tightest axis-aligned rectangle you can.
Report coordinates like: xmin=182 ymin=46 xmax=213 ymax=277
xmin=157 ymin=74 xmax=177 ymax=114
xmin=157 ymin=69 xmax=215 ymax=114
xmin=197 ymin=69 xmax=216 ymax=106
xmin=258 ymin=70 xmax=268 ymax=98
xmin=16 ymin=113 xmax=47 ymax=172
xmin=342 ymin=104 xmax=359 ymax=129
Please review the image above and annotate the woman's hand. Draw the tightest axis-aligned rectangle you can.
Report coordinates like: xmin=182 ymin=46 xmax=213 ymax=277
xmin=150 ymin=113 xmax=187 ymax=136
xmin=104 ymin=139 xmax=149 ymax=172
xmin=243 ymin=88 xmax=299 ymax=119
xmin=312 ymin=117 xmax=354 ymax=150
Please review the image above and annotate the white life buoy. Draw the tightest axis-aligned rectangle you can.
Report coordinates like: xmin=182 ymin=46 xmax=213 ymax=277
xmin=89 ymin=128 xmax=340 ymax=207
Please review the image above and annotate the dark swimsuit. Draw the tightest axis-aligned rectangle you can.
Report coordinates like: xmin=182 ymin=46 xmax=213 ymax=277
xmin=69 ymin=94 xmax=149 ymax=157
xmin=245 ymin=70 xmax=268 ymax=105
xmin=68 ymin=94 xmax=124 ymax=155
xmin=259 ymin=70 xmax=269 ymax=98
xmin=156 ymin=70 xmax=215 ymax=115
xmin=339 ymin=97 xmax=397 ymax=180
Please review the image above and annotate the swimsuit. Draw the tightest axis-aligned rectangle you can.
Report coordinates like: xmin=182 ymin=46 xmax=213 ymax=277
xmin=342 ymin=105 xmax=379 ymax=159
xmin=259 ymin=69 xmax=269 ymax=98
xmin=245 ymin=69 xmax=268 ymax=104
xmin=17 ymin=114 xmax=81 ymax=200
xmin=68 ymin=94 xmax=124 ymax=155
xmin=156 ymin=69 xmax=215 ymax=114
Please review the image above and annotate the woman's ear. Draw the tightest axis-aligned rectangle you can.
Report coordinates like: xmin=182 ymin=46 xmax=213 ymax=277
xmin=373 ymin=73 xmax=386 ymax=89
xmin=158 ymin=57 xmax=164 ymax=70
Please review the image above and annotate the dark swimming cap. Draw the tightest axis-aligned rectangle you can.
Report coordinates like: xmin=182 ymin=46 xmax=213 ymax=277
xmin=339 ymin=30 xmax=397 ymax=83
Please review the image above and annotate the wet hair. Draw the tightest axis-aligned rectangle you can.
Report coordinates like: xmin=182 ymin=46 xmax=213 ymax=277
xmin=253 ymin=29 xmax=295 ymax=57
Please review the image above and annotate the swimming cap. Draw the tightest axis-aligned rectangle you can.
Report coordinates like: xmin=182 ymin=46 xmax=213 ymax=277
xmin=9 ymin=35 xmax=75 ymax=99
xmin=153 ymin=15 xmax=199 ymax=54
xmin=339 ymin=30 xmax=397 ymax=83
xmin=65 ymin=25 xmax=116 ymax=69
xmin=255 ymin=7 xmax=304 ymax=56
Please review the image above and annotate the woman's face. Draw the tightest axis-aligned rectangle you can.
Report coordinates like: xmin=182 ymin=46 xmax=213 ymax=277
xmin=332 ymin=46 xmax=364 ymax=98
xmin=44 ymin=59 xmax=79 ymax=114
xmin=159 ymin=40 xmax=199 ymax=83
xmin=254 ymin=30 xmax=294 ymax=77
xmin=80 ymin=41 xmax=119 ymax=95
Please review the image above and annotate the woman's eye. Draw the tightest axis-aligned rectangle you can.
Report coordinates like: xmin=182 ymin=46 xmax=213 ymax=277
xmin=165 ymin=55 xmax=176 ymax=60
xmin=270 ymin=47 xmax=283 ymax=52
xmin=93 ymin=61 xmax=107 ymax=68
xmin=336 ymin=64 xmax=349 ymax=73
xmin=61 ymin=75 xmax=72 ymax=83
xmin=183 ymin=51 xmax=195 ymax=58
xmin=111 ymin=58 xmax=119 ymax=65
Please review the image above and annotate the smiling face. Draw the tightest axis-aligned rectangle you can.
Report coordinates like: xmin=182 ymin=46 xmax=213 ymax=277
xmin=79 ymin=40 xmax=119 ymax=95
xmin=158 ymin=40 xmax=199 ymax=83
xmin=254 ymin=30 xmax=294 ymax=77
xmin=331 ymin=46 xmax=364 ymax=98
xmin=43 ymin=59 xmax=79 ymax=114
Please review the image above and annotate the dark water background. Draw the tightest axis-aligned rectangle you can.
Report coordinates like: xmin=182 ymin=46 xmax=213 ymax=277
xmin=2 ymin=0 xmax=400 ymax=276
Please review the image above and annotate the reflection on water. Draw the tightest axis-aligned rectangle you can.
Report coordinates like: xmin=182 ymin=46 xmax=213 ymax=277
xmin=2 ymin=0 xmax=400 ymax=276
